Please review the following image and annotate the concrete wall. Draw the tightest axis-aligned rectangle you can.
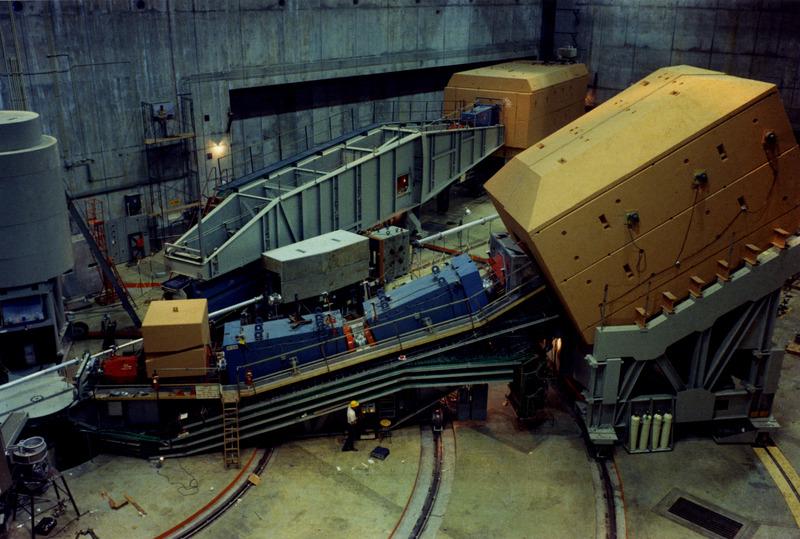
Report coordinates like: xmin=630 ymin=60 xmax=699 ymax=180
xmin=556 ymin=0 xmax=800 ymax=128
xmin=0 ymin=0 xmax=542 ymax=222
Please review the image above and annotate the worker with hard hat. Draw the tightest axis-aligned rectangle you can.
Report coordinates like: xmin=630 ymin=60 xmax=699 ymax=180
xmin=342 ymin=400 xmax=360 ymax=451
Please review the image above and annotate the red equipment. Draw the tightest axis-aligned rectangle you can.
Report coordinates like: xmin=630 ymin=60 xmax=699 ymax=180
xmin=103 ymin=355 xmax=139 ymax=384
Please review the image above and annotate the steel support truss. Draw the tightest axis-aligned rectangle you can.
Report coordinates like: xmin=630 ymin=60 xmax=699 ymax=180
xmin=579 ymin=233 xmax=800 ymax=447
xmin=165 ymin=121 xmax=503 ymax=280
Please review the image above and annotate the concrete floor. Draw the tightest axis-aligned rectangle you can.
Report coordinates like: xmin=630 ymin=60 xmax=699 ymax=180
xmin=8 ymin=452 xmax=245 ymax=538
xmin=6 ymin=183 xmax=800 ymax=538
xmin=201 ymin=429 xmax=421 ymax=538
xmin=438 ymin=386 xmax=596 ymax=539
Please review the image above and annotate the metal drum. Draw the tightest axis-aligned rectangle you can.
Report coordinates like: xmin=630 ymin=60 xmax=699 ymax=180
xmin=11 ymin=436 xmax=48 ymax=466
xmin=11 ymin=436 xmax=51 ymax=493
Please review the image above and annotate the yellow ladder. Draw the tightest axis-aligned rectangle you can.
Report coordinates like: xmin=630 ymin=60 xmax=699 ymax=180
xmin=221 ymin=390 xmax=241 ymax=468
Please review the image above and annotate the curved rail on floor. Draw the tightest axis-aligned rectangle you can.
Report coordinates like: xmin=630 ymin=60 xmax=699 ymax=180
xmin=154 ymin=447 xmax=274 ymax=539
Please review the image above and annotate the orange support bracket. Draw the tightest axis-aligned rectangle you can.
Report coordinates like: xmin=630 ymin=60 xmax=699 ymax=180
xmin=744 ymin=243 xmax=761 ymax=266
xmin=772 ymin=227 xmax=790 ymax=250
xmin=634 ymin=307 xmax=648 ymax=329
xmin=716 ymin=259 xmax=731 ymax=282
xmin=661 ymin=291 xmax=678 ymax=314
xmin=689 ymin=275 xmax=705 ymax=298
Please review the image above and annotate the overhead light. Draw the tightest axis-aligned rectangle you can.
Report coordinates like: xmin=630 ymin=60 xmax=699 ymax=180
xmin=211 ymin=140 xmax=226 ymax=158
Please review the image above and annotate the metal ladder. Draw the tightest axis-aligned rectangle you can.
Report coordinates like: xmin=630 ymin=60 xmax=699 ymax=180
xmin=221 ymin=390 xmax=241 ymax=468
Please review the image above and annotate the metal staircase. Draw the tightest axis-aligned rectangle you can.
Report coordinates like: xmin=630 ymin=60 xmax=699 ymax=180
xmin=221 ymin=390 xmax=241 ymax=468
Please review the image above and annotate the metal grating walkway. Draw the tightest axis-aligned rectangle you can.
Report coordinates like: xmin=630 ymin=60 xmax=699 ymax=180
xmin=668 ymin=497 xmax=743 ymax=539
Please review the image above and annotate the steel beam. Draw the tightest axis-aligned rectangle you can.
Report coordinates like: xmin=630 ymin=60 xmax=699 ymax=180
xmin=165 ymin=122 xmax=504 ymax=280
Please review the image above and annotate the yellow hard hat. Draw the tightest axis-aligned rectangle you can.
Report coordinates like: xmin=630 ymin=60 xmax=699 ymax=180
xmin=350 ymin=400 xmax=359 ymax=408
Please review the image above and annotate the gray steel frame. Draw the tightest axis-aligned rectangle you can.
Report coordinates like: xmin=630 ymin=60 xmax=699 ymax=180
xmin=579 ymin=233 xmax=800 ymax=446
xmin=165 ymin=122 xmax=504 ymax=279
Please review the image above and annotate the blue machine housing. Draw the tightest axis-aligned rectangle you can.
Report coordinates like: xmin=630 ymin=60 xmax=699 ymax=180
xmin=363 ymin=254 xmax=488 ymax=342
xmin=222 ymin=310 xmax=346 ymax=383
xmin=460 ymin=104 xmax=500 ymax=127
xmin=162 ymin=262 xmax=264 ymax=313
xmin=221 ymin=255 xmax=488 ymax=384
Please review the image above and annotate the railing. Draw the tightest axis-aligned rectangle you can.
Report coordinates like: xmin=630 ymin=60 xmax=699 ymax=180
xmin=0 ymin=338 xmax=144 ymax=418
xmin=168 ymin=104 xmax=500 ymax=270
xmin=214 ymin=100 xmax=470 ymax=182
xmin=233 ymin=263 xmax=541 ymax=395
xmin=90 ymin=381 xmax=220 ymax=398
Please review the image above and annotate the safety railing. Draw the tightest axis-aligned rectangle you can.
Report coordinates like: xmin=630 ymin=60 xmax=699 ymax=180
xmin=210 ymin=99 xmax=474 ymax=193
xmin=0 ymin=338 xmax=145 ymax=418
xmin=232 ymin=262 xmax=541 ymax=395
xmin=89 ymin=380 xmax=221 ymax=399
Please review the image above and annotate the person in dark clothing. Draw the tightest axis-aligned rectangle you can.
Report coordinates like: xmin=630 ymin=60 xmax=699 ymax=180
xmin=342 ymin=400 xmax=360 ymax=451
xmin=101 ymin=314 xmax=117 ymax=350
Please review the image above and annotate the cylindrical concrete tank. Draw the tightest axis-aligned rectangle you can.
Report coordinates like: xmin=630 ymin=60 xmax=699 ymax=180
xmin=0 ymin=111 xmax=73 ymax=288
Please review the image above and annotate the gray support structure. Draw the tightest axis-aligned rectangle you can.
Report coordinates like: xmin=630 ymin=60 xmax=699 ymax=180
xmin=165 ymin=121 xmax=503 ymax=280
xmin=0 ymin=111 xmax=74 ymax=367
xmin=578 ymin=233 xmax=800 ymax=448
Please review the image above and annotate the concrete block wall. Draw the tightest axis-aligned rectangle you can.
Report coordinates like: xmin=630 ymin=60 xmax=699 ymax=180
xmin=0 ymin=0 xmax=541 ymax=221
xmin=555 ymin=0 xmax=800 ymax=129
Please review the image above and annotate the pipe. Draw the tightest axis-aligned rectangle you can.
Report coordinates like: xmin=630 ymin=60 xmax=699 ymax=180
xmin=209 ymin=294 xmax=264 ymax=319
xmin=414 ymin=213 xmax=499 ymax=245
xmin=2 ymin=293 xmax=273 ymax=392
xmin=638 ymin=414 xmax=652 ymax=451
xmin=628 ymin=414 xmax=641 ymax=450
xmin=659 ymin=413 xmax=673 ymax=449
xmin=0 ymin=338 xmax=143 ymax=392
xmin=69 ymin=176 xmax=166 ymax=199
xmin=651 ymin=413 xmax=663 ymax=449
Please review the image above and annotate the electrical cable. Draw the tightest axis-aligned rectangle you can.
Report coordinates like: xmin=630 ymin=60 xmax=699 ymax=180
xmin=603 ymin=180 xmax=775 ymax=310
xmin=156 ymin=459 xmax=200 ymax=496
xmin=672 ymin=187 xmax=701 ymax=267
xmin=625 ymin=224 xmax=647 ymax=274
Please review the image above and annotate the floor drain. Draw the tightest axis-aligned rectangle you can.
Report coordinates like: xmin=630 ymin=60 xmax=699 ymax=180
xmin=668 ymin=497 xmax=742 ymax=539
xmin=654 ymin=489 xmax=757 ymax=539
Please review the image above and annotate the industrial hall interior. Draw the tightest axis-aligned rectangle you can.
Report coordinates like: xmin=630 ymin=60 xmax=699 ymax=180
xmin=3 ymin=0 xmax=800 ymax=537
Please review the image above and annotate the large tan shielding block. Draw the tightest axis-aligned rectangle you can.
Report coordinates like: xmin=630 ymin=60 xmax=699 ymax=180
xmin=141 ymin=299 xmax=211 ymax=353
xmin=444 ymin=61 xmax=588 ymax=151
xmin=485 ymin=65 xmax=800 ymax=342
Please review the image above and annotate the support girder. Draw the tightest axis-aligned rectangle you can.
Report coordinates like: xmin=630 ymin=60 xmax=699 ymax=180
xmin=165 ymin=122 xmax=504 ymax=280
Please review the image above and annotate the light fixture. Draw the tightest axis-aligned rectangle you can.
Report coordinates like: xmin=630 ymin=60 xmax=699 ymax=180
xmin=211 ymin=140 xmax=226 ymax=158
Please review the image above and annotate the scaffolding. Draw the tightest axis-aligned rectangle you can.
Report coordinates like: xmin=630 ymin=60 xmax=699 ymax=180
xmin=85 ymin=199 xmax=122 ymax=306
xmin=69 ymin=197 xmax=141 ymax=327
xmin=141 ymin=95 xmax=200 ymax=249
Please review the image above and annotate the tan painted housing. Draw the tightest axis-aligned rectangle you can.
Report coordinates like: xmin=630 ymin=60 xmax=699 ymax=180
xmin=444 ymin=61 xmax=589 ymax=153
xmin=141 ymin=298 xmax=211 ymax=353
xmin=485 ymin=65 xmax=800 ymax=343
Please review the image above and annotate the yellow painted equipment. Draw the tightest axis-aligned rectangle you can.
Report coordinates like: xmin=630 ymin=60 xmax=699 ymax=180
xmin=141 ymin=299 xmax=211 ymax=353
xmin=486 ymin=65 xmax=800 ymax=342
xmin=444 ymin=61 xmax=588 ymax=155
